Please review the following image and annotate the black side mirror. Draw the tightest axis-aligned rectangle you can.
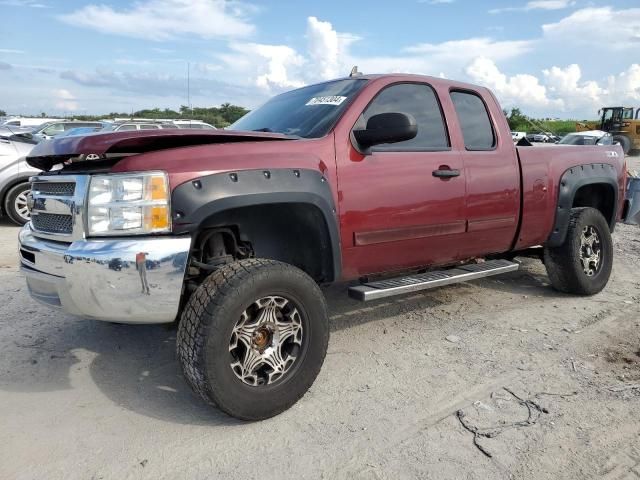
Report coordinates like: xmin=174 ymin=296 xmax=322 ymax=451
xmin=354 ymin=112 xmax=417 ymax=149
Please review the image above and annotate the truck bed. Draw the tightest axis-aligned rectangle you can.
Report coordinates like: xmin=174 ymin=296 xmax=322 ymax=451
xmin=514 ymin=144 xmax=626 ymax=250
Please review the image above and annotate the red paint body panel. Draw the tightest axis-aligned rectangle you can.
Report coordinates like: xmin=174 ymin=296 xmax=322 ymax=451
xmin=29 ymin=74 xmax=627 ymax=282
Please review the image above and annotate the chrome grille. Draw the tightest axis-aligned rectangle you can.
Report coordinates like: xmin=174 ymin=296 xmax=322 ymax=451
xmin=32 ymin=182 xmax=75 ymax=196
xmin=31 ymin=213 xmax=74 ymax=234
xmin=29 ymin=175 xmax=87 ymax=241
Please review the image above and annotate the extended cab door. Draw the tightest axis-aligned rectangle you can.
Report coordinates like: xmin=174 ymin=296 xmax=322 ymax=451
xmin=336 ymin=82 xmax=467 ymax=278
xmin=448 ymin=89 xmax=520 ymax=256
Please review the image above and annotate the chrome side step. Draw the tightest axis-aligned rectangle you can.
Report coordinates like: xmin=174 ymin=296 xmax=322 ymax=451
xmin=348 ymin=259 xmax=519 ymax=302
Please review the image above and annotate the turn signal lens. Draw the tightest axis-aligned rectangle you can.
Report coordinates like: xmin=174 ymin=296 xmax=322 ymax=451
xmin=149 ymin=175 xmax=168 ymax=201
xmin=146 ymin=206 xmax=170 ymax=231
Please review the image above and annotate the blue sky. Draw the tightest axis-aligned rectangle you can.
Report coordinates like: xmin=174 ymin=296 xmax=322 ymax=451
xmin=1 ymin=0 xmax=639 ymax=118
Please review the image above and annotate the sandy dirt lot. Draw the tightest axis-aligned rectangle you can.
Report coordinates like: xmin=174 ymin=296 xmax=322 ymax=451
xmin=1 ymin=157 xmax=639 ymax=480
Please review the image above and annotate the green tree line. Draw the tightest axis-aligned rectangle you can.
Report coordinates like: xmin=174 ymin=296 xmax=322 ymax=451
xmin=70 ymin=103 xmax=250 ymax=128
xmin=504 ymin=107 xmax=580 ymax=136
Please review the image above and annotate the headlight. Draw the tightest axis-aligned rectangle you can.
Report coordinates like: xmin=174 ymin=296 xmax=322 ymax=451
xmin=87 ymin=172 xmax=171 ymax=236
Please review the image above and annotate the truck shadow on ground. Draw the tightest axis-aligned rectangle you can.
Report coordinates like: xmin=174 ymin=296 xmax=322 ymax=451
xmin=2 ymin=257 xmax=561 ymax=426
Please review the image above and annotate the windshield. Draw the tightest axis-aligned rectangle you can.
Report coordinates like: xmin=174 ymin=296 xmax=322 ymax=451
xmin=230 ymin=79 xmax=368 ymax=138
xmin=32 ymin=122 xmax=53 ymax=134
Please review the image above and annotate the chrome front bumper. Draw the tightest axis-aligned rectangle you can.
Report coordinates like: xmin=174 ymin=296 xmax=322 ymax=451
xmin=18 ymin=224 xmax=191 ymax=324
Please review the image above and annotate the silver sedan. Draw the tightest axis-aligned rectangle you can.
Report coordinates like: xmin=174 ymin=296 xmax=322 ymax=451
xmin=0 ymin=132 xmax=40 ymax=225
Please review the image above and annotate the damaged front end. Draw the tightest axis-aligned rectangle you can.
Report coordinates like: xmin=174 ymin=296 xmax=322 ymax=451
xmin=26 ymin=128 xmax=295 ymax=173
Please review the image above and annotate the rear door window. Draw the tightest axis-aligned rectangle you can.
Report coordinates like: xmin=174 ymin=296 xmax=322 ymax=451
xmin=450 ymin=91 xmax=496 ymax=150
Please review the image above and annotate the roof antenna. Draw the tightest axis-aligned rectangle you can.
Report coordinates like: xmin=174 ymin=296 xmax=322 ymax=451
xmin=349 ymin=66 xmax=362 ymax=77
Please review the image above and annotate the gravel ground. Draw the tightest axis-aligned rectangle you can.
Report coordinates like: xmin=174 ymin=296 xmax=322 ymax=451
xmin=1 ymin=157 xmax=639 ymax=480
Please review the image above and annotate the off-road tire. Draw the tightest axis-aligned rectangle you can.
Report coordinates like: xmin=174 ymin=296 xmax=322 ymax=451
xmin=177 ymin=258 xmax=329 ymax=420
xmin=543 ymin=207 xmax=613 ymax=295
xmin=613 ymin=135 xmax=631 ymax=155
xmin=4 ymin=182 xmax=30 ymax=225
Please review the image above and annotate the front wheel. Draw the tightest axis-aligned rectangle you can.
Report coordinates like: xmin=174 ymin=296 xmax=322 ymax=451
xmin=4 ymin=182 xmax=31 ymax=225
xmin=544 ymin=207 xmax=613 ymax=295
xmin=177 ymin=259 xmax=329 ymax=420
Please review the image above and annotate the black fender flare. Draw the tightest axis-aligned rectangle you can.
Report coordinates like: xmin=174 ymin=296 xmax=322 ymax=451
xmin=171 ymin=168 xmax=341 ymax=280
xmin=547 ymin=163 xmax=618 ymax=247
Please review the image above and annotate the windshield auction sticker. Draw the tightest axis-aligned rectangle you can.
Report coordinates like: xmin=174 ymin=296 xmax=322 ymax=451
xmin=305 ymin=96 xmax=347 ymax=106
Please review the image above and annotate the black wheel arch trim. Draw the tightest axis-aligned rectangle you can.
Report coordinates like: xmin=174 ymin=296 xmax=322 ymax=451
xmin=171 ymin=168 xmax=341 ymax=281
xmin=547 ymin=163 xmax=618 ymax=247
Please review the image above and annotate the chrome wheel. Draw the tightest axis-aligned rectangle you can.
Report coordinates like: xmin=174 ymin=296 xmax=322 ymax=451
xmin=14 ymin=189 xmax=31 ymax=221
xmin=229 ymin=296 xmax=304 ymax=387
xmin=580 ymin=225 xmax=601 ymax=276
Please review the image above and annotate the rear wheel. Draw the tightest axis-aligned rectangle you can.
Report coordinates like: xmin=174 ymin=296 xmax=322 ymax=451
xmin=177 ymin=258 xmax=329 ymax=420
xmin=4 ymin=182 xmax=31 ymax=225
xmin=544 ymin=207 xmax=613 ymax=295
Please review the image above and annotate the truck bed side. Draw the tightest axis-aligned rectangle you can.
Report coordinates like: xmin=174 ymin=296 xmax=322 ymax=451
xmin=514 ymin=144 xmax=626 ymax=250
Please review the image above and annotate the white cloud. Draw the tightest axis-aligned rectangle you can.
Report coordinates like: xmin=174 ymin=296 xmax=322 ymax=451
xmin=307 ymin=17 xmax=340 ymax=80
xmin=0 ymin=0 xmax=48 ymax=7
xmin=466 ymin=57 xmax=560 ymax=110
xmin=466 ymin=58 xmax=640 ymax=116
xmin=306 ymin=17 xmax=360 ymax=80
xmin=41 ymin=12 xmax=640 ymax=118
xmin=542 ymin=7 xmax=640 ymax=49
xmin=404 ymin=37 xmax=532 ymax=63
xmin=341 ymin=37 xmax=532 ymax=80
xmin=542 ymin=64 xmax=604 ymax=110
xmin=490 ymin=0 xmax=575 ymax=14
xmin=54 ymin=89 xmax=78 ymax=111
xmin=215 ymin=16 xmax=358 ymax=93
xmin=0 ymin=48 xmax=25 ymax=54
xmin=59 ymin=0 xmax=255 ymax=41
xmin=217 ymin=19 xmax=534 ymax=96
xmin=220 ymin=43 xmax=306 ymax=90
xmin=606 ymin=64 xmax=640 ymax=102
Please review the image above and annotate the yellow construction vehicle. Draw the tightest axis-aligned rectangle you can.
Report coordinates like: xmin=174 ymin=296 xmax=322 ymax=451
xmin=576 ymin=107 xmax=640 ymax=154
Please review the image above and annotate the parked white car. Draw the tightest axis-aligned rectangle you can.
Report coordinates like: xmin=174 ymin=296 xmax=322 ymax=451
xmin=511 ymin=131 xmax=526 ymax=142
xmin=0 ymin=132 xmax=40 ymax=224
xmin=103 ymin=121 xmax=177 ymax=131
xmin=173 ymin=120 xmax=216 ymax=129
xmin=32 ymin=120 xmax=105 ymax=140
xmin=557 ymin=130 xmax=613 ymax=146
xmin=1 ymin=117 xmax=61 ymax=128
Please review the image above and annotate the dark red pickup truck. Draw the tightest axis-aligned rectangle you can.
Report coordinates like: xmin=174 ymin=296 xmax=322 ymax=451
xmin=19 ymin=74 xmax=629 ymax=420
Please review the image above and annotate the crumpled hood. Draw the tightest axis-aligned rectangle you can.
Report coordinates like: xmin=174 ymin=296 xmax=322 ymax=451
xmin=26 ymin=128 xmax=294 ymax=171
